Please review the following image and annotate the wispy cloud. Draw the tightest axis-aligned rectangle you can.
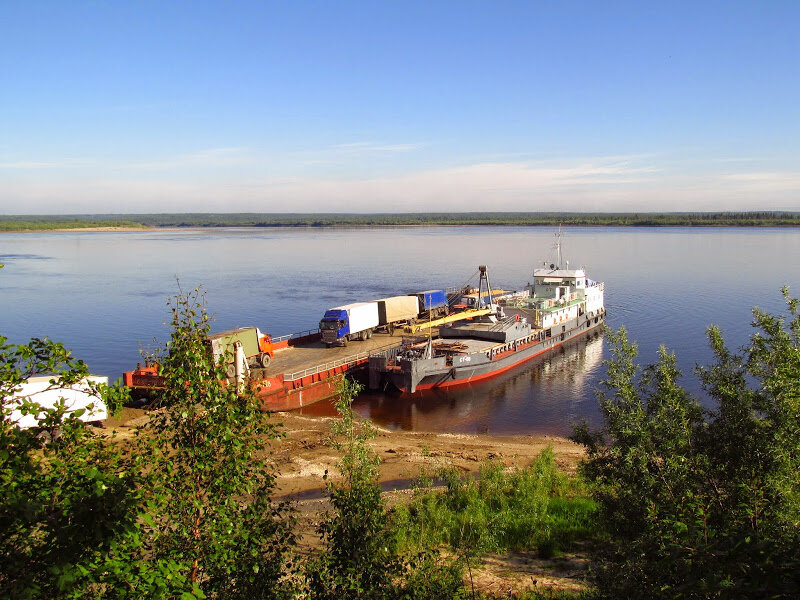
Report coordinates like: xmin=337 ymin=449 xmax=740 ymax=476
xmin=130 ymin=147 xmax=253 ymax=170
xmin=714 ymin=157 xmax=763 ymax=164
xmin=0 ymin=161 xmax=59 ymax=169
xmin=0 ymin=142 xmax=424 ymax=176
xmin=0 ymin=148 xmax=253 ymax=173
xmin=331 ymin=141 xmax=424 ymax=153
xmin=722 ymin=171 xmax=800 ymax=192
xmin=2 ymin=155 xmax=798 ymax=214
xmin=0 ymin=158 xmax=97 ymax=170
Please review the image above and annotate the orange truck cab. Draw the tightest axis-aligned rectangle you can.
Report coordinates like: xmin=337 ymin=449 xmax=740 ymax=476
xmin=207 ymin=327 xmax=274 ymax=374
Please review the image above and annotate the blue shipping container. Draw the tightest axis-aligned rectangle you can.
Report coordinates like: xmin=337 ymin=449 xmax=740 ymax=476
xmin=413 ymin=290 xmax=447 ymax=311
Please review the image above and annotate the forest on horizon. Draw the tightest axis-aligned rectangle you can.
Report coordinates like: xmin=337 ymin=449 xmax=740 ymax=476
xmin=2 ymin=211 xmax=800 ymax=231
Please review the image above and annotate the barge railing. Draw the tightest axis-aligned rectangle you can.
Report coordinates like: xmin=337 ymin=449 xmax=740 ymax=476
xmin=284 ymin=341 xmax=401 ymax=381
xmin=271 ymin=329 xmax=320 ymax=343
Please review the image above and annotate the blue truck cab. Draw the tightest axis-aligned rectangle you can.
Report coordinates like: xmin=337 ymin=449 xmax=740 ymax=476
xmin=319 ymin=302 xmax=380 ymax=346
xmin=319 ymin=308 xmax=349 ymax=342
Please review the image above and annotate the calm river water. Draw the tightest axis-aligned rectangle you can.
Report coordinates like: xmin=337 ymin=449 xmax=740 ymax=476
xmin=1 ymin=226 xmax=798 ymax=436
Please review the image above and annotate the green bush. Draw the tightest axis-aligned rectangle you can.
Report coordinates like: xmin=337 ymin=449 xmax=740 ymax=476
xmin=305 ymin=377 xmax=467 ymax=600
xmin=0 ymin=336 xmax=143 ymax=599
xmin=574 ymin=288 xmax=800 ymax=598
xmin=138 ymin=286 xmax=295 ymax=599
xmin=393 ymin=448 xmax=597 ymax=558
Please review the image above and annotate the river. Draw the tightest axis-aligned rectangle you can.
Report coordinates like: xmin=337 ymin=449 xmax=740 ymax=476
xmin=1 ymin=226 xmax=797 ymax=436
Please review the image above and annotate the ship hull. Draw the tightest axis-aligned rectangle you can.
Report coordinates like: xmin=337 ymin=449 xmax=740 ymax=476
xmin=370 ymin=310 xmax=605 ymax=394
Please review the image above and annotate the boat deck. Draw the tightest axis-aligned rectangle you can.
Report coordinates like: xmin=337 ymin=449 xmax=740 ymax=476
xmin=406 ymin=337 xmax=496 ymax=354
xmin=250 ymin=331 xmax=408 ymax=380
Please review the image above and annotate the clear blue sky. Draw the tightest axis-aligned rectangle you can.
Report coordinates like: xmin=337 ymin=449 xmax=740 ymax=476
xmin=1 ymin=1 xmax=798 ymax=214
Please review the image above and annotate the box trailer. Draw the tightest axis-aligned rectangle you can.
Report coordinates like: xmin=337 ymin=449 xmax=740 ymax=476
xmin=319 ymin=302 xmax=380 ymax=346
xmin=377 ymin=296 xmax=420 ymax=333
xmin=410 ymin=289 xmax=449 ymax=318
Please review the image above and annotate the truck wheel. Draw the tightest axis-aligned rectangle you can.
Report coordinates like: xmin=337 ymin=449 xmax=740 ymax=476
xmin=366 ymin=329 xmax=373 ymax=339
xmin=360 ymin=330 xmax=368 ymax=341
xmin=342 ymin=337 xmax=349 ymax=346
xmin=259 ymin=353 xmax=271 ymax=368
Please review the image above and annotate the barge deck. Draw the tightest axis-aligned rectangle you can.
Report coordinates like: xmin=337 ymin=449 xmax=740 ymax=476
xmin=249 ymin=331 xmax=405 ymax=410
xmin=123 ymin=331 xmax=407 ymax=411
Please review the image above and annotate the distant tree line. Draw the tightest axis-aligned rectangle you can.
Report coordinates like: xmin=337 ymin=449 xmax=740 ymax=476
xmin=0 ymin=218 xmax=146 ymax=231
xmin=2 ymin=211 xmax=800 ymax=231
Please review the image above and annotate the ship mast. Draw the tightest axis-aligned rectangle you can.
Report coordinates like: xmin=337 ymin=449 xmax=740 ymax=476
xmin=477 ymin=265 xmax=494 ymax=309
xmin=555 ymin=225 xmax=563 ymax=269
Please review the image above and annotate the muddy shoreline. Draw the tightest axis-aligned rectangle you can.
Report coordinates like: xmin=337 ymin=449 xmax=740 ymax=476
xmin=110 ymin=407 xmax=585 ymax=496
xmin=269 ymin=411 xmax=584 ymax=496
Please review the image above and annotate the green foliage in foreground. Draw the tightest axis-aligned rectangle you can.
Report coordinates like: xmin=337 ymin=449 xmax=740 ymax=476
xmin=393 ymin=449 xmax=597 ymax=559
xmin=0 ymin=288 xmax=295 ymax=599
xmin=305 ymin=377 xmax=466 ymax=600
xmin=574 ymin=288 xmax=800 ymax=599
xmin=0 ymin=336 xmax=140 ymax=600
xmin=137 ymin=286 xmax=294 ymax=599
xmin=2 ymin=211 xmax=800 ymax=230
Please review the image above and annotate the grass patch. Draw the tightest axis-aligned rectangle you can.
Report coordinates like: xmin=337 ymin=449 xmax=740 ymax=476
xmin=392 ymin=447 xmax=597 ymax=558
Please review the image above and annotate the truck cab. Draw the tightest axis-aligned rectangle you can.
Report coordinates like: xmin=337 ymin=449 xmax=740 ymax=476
xmin=320 ymin=309 xmax=349 ymax=345
xmin=207 ymin=327 xmax=274 ymax=375
xmin=319 ymin=302 xmax=380 ymax=346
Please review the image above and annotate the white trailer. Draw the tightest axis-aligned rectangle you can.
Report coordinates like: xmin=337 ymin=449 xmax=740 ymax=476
xmin=319 ymin=301 xmax=380 ymax=346
xmin=6 ymin=375 xmax=109 ymax=429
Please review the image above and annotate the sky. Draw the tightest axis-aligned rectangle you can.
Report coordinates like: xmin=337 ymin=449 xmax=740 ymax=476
xmin=1 ymin=1 xmax=799 ymax=214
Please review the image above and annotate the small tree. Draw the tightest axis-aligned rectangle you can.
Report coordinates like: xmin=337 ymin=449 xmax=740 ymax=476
xmin=138 ymin=286 xmax=294 ymax=599
xmin=305 ymin=377 xmax=394 ymax=599
xmin=574 ymin=288 xmax=800 ymax=598
xmin=306 ymin=377 xmax=465 ymax=600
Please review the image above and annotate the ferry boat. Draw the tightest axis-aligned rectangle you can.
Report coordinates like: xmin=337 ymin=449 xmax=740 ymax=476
xmin=368 ymin=232 xmax=605 ymax=393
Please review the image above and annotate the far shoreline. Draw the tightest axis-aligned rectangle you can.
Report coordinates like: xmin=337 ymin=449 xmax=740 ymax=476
xmin=4 ymin=221 xmax=800 ymax=233
xmin=3 ymin=210 xmax=800 ymax=233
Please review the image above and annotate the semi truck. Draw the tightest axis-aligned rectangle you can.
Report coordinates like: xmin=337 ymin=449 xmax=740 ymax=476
xmin=207 ymin=327 xmax=275 ymax=376
xmin=320 ymin=302 xmax=380 ymax=346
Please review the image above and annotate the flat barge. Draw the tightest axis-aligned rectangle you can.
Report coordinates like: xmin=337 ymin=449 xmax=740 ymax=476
xmin=123 ymin=331 xmax=405 ymax=411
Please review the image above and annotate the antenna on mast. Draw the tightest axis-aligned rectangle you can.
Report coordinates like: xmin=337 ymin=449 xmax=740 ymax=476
xmin=555 ymin=224 xmax=563 ymax=269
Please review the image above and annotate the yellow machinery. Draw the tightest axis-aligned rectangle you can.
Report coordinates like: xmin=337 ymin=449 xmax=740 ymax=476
xmin=403 ymin=308 xmax=492 ymax=333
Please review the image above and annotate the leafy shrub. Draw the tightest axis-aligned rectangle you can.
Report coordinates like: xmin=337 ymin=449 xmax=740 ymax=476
xmin=305 ymin=377 xmax=467 ymax=600
xmin=138 ymin=286 xmax=295 ymax=599
xmin=0 ymin=336 xmax=143 ymax=599
xmin=393 ymin=448 xmax=596 ymax=558
xmin=574 ymin=289 xmax=800 ymax=598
